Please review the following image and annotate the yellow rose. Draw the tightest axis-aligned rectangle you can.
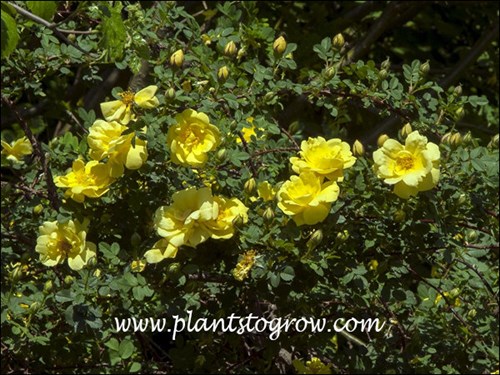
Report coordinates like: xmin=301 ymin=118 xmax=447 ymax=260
xmin=232 ymin=250 xmax=257 ymax=282
xmin=206 ymin=196 xmax=249 ymax=239
xmin=100 ymin=85 xmax=159 ymax=125
xmin=290 ymin=137 xmax=356 ymax=181
xmin=35 ymin=219 xmax=96 ymax=271
xmin=88 ymin=119 xmax=148 ymax=178
xmin=1 ymin=136 xmax=33 ymax=163
xmin=277 ymin=171 xmax=339 ymax=226
xmin=144 ymin=239 xmax=178 ymax=264
xmin=167 ymin=109 xmax=221 ymax=168
xmin=293 ymin=357 xmax=332 ymax=374
xmin=54 ymin=159 xmax=113 ymax=203
xmin=373 ymin=130 xmax=440 ymax=199
xmin=154 ymin=187 xmax=218 ymax=248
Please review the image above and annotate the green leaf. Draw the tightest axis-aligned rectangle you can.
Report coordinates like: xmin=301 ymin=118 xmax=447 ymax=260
xmin=1 ymin=10 xmax=19 ymax=59
xmin=119 ymin=339 xmax=134 ymax=359
xmin=280 ymin=266 xmax=295 ymax=281
xmin=26 ymin=1 xmax=57 ymax=21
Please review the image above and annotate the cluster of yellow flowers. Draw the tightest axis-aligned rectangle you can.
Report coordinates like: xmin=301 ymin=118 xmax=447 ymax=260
xmin=54 ymin=85 xmax=159 ymax=202
xmin=277 ymin=137 xmax=356 ymax=226
xmin=292 ymin=357 xmax=332 ymax=374
xmin=144 ymin=186 xmax=249 ymax=264
xmin=373 ymin=130 xmax=440 ymax=199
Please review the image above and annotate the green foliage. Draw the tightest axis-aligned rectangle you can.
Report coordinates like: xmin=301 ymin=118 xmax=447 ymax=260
xmin=1 ymin=1 xmax=499 ymax=374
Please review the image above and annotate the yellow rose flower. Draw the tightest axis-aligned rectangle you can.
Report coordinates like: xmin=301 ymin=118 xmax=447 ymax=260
xmin=154 ymin=187 xmax=218 ymax=248
xmin=277 ymin=171 xmax=339 ymax=226
xmin=206 ymin=196 xmax=249 ymax=239
xmin=373 ymin=130 xmax=440 ymax=199
xmin=290 ymin=136 xmax=356 ymax=181
xmin=100 ymin=85 xmax=159 ymax=125
xmin=35 ymin=219 xmax=96 ymax=271
xmin=54 ymin=159 xmax=113 ymax=203
xmin=166 ymin=109 xmax=221 ymax=168
xmin=1 ymin=136 xmax=33 ymax=163
xmin=144 ymin=238 xmax=178 ymax=264
xmin=88 ymin=119 xmax=148 ymax=178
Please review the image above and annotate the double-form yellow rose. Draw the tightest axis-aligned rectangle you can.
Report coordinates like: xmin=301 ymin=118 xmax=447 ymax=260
xmin=36 ymin=219 xmax=96 ymax=271
xmin=277 ymin=171 xmax=340 ymax=226
xmin=166 ymin=109 xmax=221 ymax=168
xmin=100 ymin=85 xmax=159 ymax=125
xmin=87 ymin=119 xmax=148 ymax=178
xmin=373 ymin=130 xmax=440 ymax=199
xmin=145 ymin=187 xmax=248 ymax=264
xmin=54 ymin=159 xmax=113 ymax=203
xmin=290 ymin=136 xmax=356 ymax=181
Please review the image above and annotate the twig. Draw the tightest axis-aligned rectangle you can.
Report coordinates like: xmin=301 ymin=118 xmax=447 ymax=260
xmin=454 ymin=258 xmax=497 ymax=300
xmin=2 ymin=96 xmax=60 ymax=211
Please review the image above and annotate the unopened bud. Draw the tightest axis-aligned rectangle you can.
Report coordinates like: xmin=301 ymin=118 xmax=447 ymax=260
xmin=201 ymin=34 xmax=211 ymax=45
xmin=455 ymin=106 xmax=465 ymax=120
xmin=273 ymin=36 xmax=287 ymax=54
xmin=307 ymin=229 xmax=323 ymax=251
xmin=450 ymin=132 xmax=462 ymax=147
xmin=377 ymin=134 xmax=389 ymax=148
xmin=381 ymin=57 xmax=391 ymax=71
xmin=400 ymin=123 xmax=413 ymax=139
xmin=168 ymin=262 xmax=181 ymax=275
xmin=263 ymin=207 xmax=275 ymax=221
xmin=224 ymin=41 xmax=238 ymax=57
xmin=43 ymin=280 xmax=53 ymax=294
xmin=379 ymin=69 xmax=388 ymax=80
xmin=264 ymin=91 xmax=276 ymax=103
xmin=170 ymin=49 xmax=184 ymax=67
xmin=465 ymin=229 xmax=478 ymax=243
xmin=87 ymin=256 xmax=97 ymax=267
xmin=64 ymin=275 xmax=74 ymax=285
xmin=441 ymin=132 xmax=453 ymax=145
xmin=166 ymin=87 xmax=176 ymax=99
xmin=33 ymin=204 xmax=43 ymax=215
xmin=237 ymin=47 xmax=247 ymax=60
xmin=394 ymin=209 xmax=406 ymax=222
xmin=420 ymin=60 xmax=430 ymax=75
xmin=216 ymin=148 xmax=227 ymax=161
xmin=488 ymin=134 xmax=499 ymax=148
xmin=336 ymin=229 xmax=349 ymax=242
xmin=332 ymin=33 xmax=345 ymax=50
xmin=352 ymin=140 xmax=364 ymax=156
xmin=68 ymin=33 xmax=76 ymax=42
xmin=368 ymin=259 xmax=379 ymax=271
xmin=217 ymin=65 xmax=229 ymax=81
xmin=244 ymin=178 xmax=256 ymax=194
xmin=10 ymin=263 xmax=23 ymax=281
xmin=29 ymin=302 xmax=41 ymax=313
xmin=467 ymin=309 xmax=477 ymax=319
xmin=93 ymin=269 xmax=101 ymax=278
xmin=448 ymin=288 xmax=460 ymax=298
xmin=453 ymin=85 xmax=462 ymax=96
xmin=457 ymin=193 xmax=467 ymax=206
xmin=324 ymin=66 xmax=336 ymax=79
xmin=463 ymin=131 xmax=473 ymax=145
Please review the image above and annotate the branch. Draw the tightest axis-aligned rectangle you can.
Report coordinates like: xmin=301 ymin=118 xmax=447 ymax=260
xmin=2 ymin=96 xmax=60 ymax=211
xmin=7 ymin=2 xmax=90 ymax=54
xmin=364 ymin=19 xmax=499 ymax=143
xmin=345 ymin=2 xmax=420 ymax=64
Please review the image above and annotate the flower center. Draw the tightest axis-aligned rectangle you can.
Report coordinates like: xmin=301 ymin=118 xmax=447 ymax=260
xmin=119 ymin=90 xmax=135 ymax=106
xmin=396 ymin=155 xmax=415 ymax=171
xmin=74 ymin=170 xmax=96 ymax=186
xmin=57 ymin=238 xmax=73 ymax=255
xmin=180 ymin=126 xmax=200 ymax=146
